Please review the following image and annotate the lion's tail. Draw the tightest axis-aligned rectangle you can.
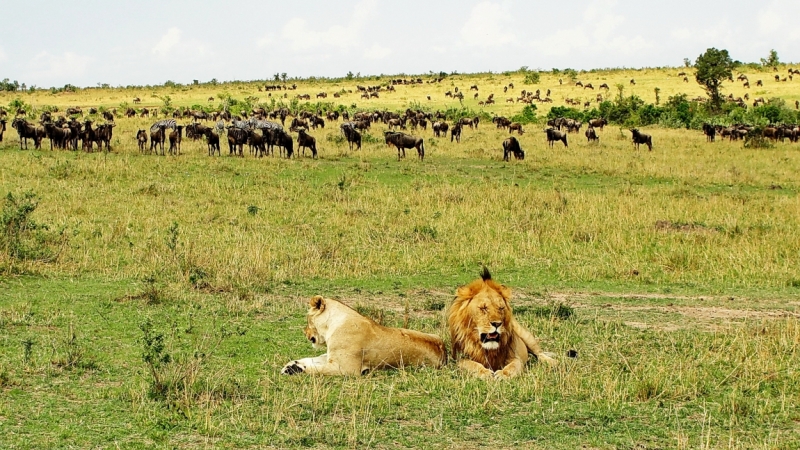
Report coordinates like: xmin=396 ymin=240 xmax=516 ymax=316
xmin=513 ymin=319 xmax=558 ymax=366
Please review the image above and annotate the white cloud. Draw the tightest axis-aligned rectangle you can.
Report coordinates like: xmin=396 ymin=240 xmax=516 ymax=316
xmin=28 ymin=51 xmax=93 ymax=81
xmin=670 ymin=21 xmax=735 ymax=44
xmin=461 ymin=2 xmax=516 ymax=48
xmin=257 ymin=34 xmax=275 ymax=48
xmin=152 ymin=27 xmax=182 ymax=56
xmin=530 ymin=0 xmax=650 ymax=56
xmin=280 ymin=0 xmax=377 ymax=52
xmin=151 ymin=27 xmax=209 ymax=60
xmin=757 ymin=1 xmax=800 ymax=40
xmin=364 ymin=43 xmax=391 ymax=60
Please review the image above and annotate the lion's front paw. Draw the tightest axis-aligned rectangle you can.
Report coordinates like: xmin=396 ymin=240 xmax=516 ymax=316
xmin=281 ymin=361 xmax=305 ymax=375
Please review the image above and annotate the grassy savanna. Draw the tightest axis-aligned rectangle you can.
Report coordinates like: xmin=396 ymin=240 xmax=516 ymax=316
xmin=1 ymin=66 xmax=800 ymax=448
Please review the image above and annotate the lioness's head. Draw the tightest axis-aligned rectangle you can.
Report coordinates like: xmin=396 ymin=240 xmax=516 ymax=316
xmin=449 ymin=268 xmax=513 ymax=352
xmin=304 ymin=295 xmax=327 ymax=349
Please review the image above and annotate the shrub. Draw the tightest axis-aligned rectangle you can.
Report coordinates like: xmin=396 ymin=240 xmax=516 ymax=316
xmin=0 ymin=192 xmax=64 ymax=263
xmin=510 ymin=104 xmax=538 ymax=124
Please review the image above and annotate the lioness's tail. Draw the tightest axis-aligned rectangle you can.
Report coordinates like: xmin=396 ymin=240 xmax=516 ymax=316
xmin=513 ymin=319 xmax=558 ymax=366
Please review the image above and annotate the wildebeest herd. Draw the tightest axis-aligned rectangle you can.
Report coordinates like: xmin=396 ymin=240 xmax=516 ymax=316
xmin=0 ymin=101 xmax=656 ymax=160
xmin=4 ymin=68 xmax=800 ymax=161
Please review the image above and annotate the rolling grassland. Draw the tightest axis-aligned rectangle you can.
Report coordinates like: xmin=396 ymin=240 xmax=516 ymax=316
xmin=0 ymin=67 xmax=799 ymax=448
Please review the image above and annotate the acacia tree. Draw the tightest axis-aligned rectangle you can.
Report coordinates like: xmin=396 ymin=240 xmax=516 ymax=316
xmin=695 ymin=48 xmax=734 ymax=112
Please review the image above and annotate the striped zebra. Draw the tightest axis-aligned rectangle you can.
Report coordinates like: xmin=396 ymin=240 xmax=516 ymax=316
xmin=149 ymin=119 xmax=176 ymax=133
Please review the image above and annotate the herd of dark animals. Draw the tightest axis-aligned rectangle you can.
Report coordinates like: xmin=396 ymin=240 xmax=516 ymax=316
xmin=5 ymin=68 xmax=800 ymax=159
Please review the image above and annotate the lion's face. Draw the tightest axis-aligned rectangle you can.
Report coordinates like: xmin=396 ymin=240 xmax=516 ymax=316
xmin=467 ymin=289 xmax=511 ymax=350
xmin=304 ymin=315 xmax=326 ymax=350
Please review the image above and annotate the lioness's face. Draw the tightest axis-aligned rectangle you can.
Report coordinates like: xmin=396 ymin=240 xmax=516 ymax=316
xmin=305 ymin=316 xmax=325 ymax=350
xmin=469 ymin=290 xmax=510 ymax=350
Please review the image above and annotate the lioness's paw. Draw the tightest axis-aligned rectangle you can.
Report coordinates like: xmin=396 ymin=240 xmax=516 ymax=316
xmin=281 ymin=361 xmax=305 ymax=375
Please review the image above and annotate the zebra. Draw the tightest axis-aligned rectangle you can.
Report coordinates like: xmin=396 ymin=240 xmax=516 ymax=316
xmin=149 ymin=119 xmax=176 ymax=133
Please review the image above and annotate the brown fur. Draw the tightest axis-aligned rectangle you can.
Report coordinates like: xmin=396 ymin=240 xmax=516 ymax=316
xmin=448 ymin=269 xmax=557 ymax=379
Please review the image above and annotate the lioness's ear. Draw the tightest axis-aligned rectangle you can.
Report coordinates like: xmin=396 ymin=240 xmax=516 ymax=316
xmin=309 ymin=295 xmax=325 ymax=312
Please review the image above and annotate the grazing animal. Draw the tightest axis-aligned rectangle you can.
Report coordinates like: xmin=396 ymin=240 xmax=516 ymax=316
xmin=203 ymin=128 xmax=220 ymax=156
xmin=133 ymin=97 xmax=141 ymax=104
xmin=702 ymin=123 xmax=716 ymax=142
xmin=227 ymin=127 xmax=248 ymax=156
xmin=630 ymin=128 xmax=653 ymax=151
xmin=0 ymin=119 xmax=6 ymax=143
xmin=296 ymin=128 xmax=318 ymax=158
xmin=502 ymin=136 xmax=525 ymax=161
xmin=630 ymin=78 xmax=636 ymax=85
xmin=95 ymin=123 xmax=115 ymax=151
xmin=136 ymin=130 xmax=148 ymax=152
xmin=585 ymin=126 xmax=599 ymax=143
xmin=12 ymin=118 xmax=43 ymax=150
xmin=545 ymin=128 xmax=568 ymax=147
xmin=149 ymin=126 xmax=167 ymax=155
xmin=168 ymin=125 xmax=183 ymax=155
xmin=451 ymin=123 xmax=462 ymax=143
xmin=384 ymin=131 xmax=425 ymax=161
xmin=340 ymin=123 xmax=362 ymax=150
xmin=588 ymin=118 xmax=607 ymax=130
xmin=281 ymin=296 xmax=446 ymax=376
xmin=508 ymin=122 xmax=524 ymax=135
xmin=432 ymin=121 xmax=448 ymax=137
xmin=448 ymin=268 xmax=557 ymax=380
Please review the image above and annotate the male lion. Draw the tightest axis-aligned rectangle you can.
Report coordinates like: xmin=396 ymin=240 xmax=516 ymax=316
xmin=281 ymin=295 xmax=447 ymax=376
xmin=448 ymin=269 xmax=557 ymax=379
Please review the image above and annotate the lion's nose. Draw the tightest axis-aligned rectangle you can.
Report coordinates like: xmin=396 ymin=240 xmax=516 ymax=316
xmin=310 ymin=337 xmax=316 ymax=343
xmin=490 ymin=321 xmax=502 ymax=329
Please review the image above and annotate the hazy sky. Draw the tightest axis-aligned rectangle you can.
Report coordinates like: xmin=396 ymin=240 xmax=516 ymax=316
xmin=1 ymin=0 xmax=797 ymax=88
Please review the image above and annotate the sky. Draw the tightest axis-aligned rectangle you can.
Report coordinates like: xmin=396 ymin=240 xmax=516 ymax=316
xmin=1 ymin=0 xmax=798 ymax=88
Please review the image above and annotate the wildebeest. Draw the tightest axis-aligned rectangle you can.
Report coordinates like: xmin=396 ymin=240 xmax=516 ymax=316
xmin=502 ymin=136 xmax=524 ymax=161
xmin=545 ymin=128 xmax=568 ymax=148
xmin=630 ymin=128 xmax=652 ymax=151
xmin=168 ymin=125 xmax=183 ymax=155
xmin=296 ymin=128 xmax=318 ymax=158
xmin=290 ymin=117 xmax=308 ymax=131
xmin=509 ymin=122 xmax=524 ymax=135
xmin=588 ymin=118 xmax=607 ymax=130
xmin=227 ymin=127 xmax=248 ymax=156
xmin=585 ymin=126 xmax=599 ymax=143
xmin=66 ymin=107 xmax=82 ymax=116
xmin=95 ymin=123 xmax=115 ymax=151
xmin=0 ymin=119 xmax=6 ymax=143
xmin=340 ymin=123 xmax=362 ymax=150
xmin=432 ymin=121 xmax=448 ymax=137
xmin=630 ymin=79 xmax=636 ymax=85
xmin=203 ymin=128 xmax=221 ymax=156
xmin=149 ymin=126 xmax=166 ymax=154
xmin=102 ymin=110 xmax=115 ymax=121
xmin=43 ymin=122 xmax=70 ymax=150
xmin=12 ymin=118 xmax=44 ymax=149
xmin=384 ymin=131 xmax=424 ymax=161
xmin=450 ymin=123 xmax=462 ymax=143
xmin=133 ymin=97 xmax=141 ymax=104
xmin=136 ymin=130 xmax=148 ymax=152
xmin=702 ymin=123 xmax=716 ymax=142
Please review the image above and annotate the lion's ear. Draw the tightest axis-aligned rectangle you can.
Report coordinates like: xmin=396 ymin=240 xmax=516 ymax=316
xmin=456 ymin=285 xmax=473 ymax=300
xmin=309 ymin=295 xmax=326 ymax=312
xmin=498 ymin=285 xmax=512 ymax=300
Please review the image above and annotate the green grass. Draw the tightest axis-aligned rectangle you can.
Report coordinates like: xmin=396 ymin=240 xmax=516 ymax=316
xmin=1 ymin=68 xmax=800 ymax=448
xmin=1 ymin=278 xmax=798 ymax=448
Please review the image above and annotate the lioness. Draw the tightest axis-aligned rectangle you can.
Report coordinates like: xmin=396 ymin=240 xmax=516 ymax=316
xmin=449 ymin=269 xmax=557 ymax=379
xmin=281 ymin=295 xmax=447 ymax=376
